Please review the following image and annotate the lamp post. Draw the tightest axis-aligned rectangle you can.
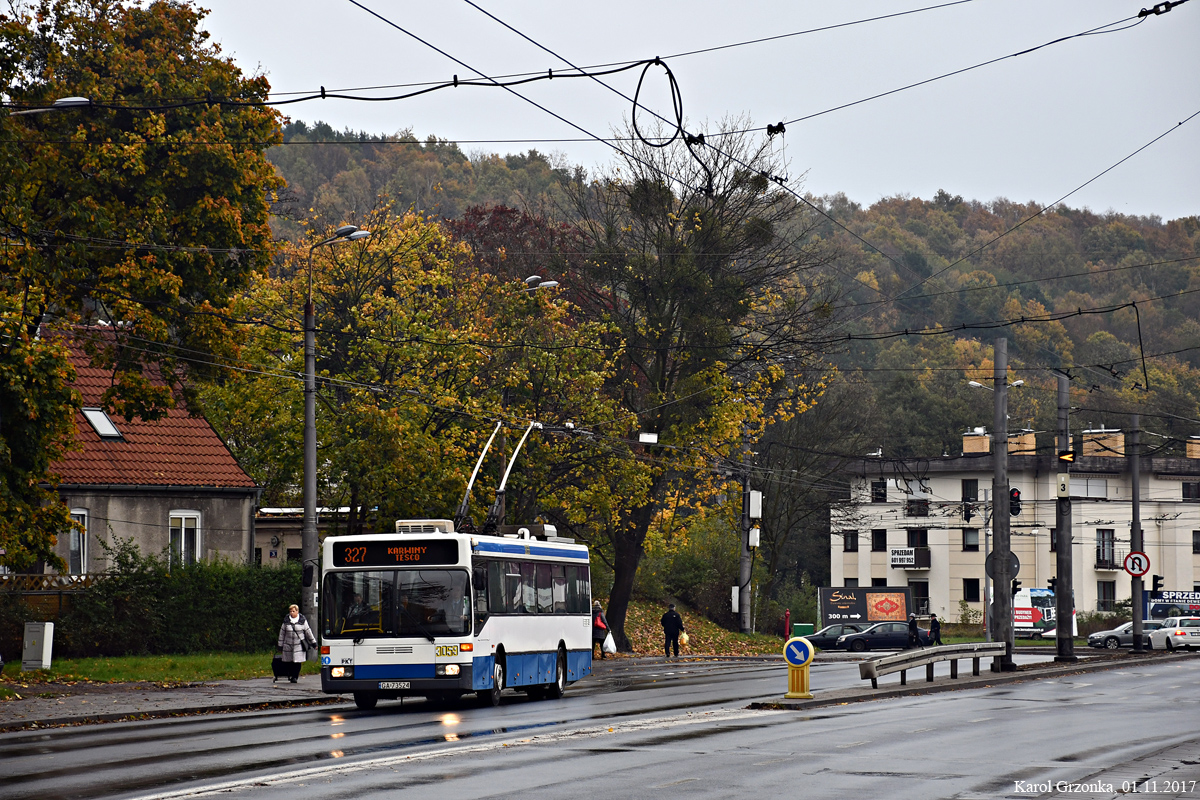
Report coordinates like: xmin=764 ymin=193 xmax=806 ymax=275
xmin=302 ymin=225 xmax=370 ymax=633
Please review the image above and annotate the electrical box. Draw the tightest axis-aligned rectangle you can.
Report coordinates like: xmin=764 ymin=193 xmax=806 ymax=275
xmin=731 ymin=586 xmax=739 ymax=614
xmin=22 ymin=621 xmax=54 ymax=671
xmin=748 ymin=526 xmax=761 ymax=548
xmin=792 ymin=623 xmax=815 ymax=637
xmin=748 ymin=490 xmax=763 ymax=519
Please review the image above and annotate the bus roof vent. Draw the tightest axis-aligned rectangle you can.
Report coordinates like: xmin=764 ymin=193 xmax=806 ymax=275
xmin=394 ymin=519 xmax=455 ymax=535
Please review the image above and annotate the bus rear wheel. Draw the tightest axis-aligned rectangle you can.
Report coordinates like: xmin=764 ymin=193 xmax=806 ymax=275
xmin=353 ymin=691 xmax=378 ymax=710
xmin=545 ymin=649 xmax=567 ymax=700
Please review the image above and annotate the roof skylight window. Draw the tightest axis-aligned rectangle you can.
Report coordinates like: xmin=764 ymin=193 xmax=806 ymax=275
xmin=82 ymin=408 xmax=122 ymax=439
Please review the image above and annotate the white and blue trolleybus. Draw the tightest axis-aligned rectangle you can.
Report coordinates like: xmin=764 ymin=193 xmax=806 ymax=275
xmin=319 ymin=519 xmax=593 ymax=709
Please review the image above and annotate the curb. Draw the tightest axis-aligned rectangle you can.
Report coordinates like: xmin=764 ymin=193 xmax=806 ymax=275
xmin=749 ymin=650 xmax=1195 ymax=711
xmin=0 ymin=695 xmax=352 ymax=733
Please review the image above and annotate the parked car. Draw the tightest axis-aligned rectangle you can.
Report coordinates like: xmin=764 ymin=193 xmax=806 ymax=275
xmin=836 ymin=621 xmax=930 ymax=652
xmin=1087 ymin=620 xmax=1164 ymax=650
xmin=1148 ymin=617 xmax=1200 ymax=651
xmin=806 ymin=623 xmax=866 ymax=650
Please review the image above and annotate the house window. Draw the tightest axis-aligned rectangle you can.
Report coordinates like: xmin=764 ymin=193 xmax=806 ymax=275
xmin=962 ymin=528 xmax=979 ymax=552
xmin=1193 ymin=531 xmax=1200 ymax=555
xmin=253 ymin=548 xmax=263 ymax=566
xmin=1096 ymin=529 xmax=1116 ymax=567
xmin=871 ymin=577 xmax=888 ymax=587
xmin=1072 ymin=477 xmax=1107 ymax=499
xmin=843 ymin=531 xmax=859 ymax=552
xmin=961 ymin=479 xmax=978 ymax=502
xmin=1097 ymin=580 xmax=1116 ymax=612
xmin=910 ymin=580 xmax=929 ymax=614
xmin=1184 ymin=482 xmax=1200 ymax=502
xmin=871 ymin=480 xmax=887 ymax=503
xmin=844 ymin=578 xmax=859 ymax=587
xmin=68 ymin=509 xmax=88 ymax=575
xmin=169 ymin=512 xmax=201 ymax=567
xmin=963 ymin=578 xmax=981 ymax=603
xmin=871 ymin=529 xmax=887 ymax=552
xmin=907 ymin=529 xmax=928 ymax=548
xmin=906 ymin=498 xmax=930 ymax=517
xmin=287 ymin=548 xmax=303 ymax=563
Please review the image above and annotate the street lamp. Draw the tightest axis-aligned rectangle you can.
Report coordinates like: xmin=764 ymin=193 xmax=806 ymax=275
xmin=523 ymin=274 xmax=560 ymax=291
xmin=5 ymin=95 xmax=92 ymax=117
xmin=302 ymin=224 xmax=370 ymax=632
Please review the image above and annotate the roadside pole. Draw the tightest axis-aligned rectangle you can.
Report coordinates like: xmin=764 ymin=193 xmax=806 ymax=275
xmin=1055 ymin=373 xmax=1076 ymax=662
xmin=991 ymin=337 xmax=1014 ymax=671
xmin=1131 ymin=414 xmax=1144 ymax=654
xmin=983 ymin=497 xmax=992 ymax=642
xmin=739 ymin=438 xmax=753 ymax=634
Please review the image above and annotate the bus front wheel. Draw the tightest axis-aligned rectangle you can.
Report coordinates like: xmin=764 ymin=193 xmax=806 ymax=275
xmin=353 ymin=691 xmax=378 ymax=710
xmin=481 ymin=658 xmax=504 ymax=707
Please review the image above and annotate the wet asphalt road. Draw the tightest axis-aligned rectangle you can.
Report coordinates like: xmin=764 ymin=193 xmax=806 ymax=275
xmin=4 ymin=655 xmax=1199 ymax=800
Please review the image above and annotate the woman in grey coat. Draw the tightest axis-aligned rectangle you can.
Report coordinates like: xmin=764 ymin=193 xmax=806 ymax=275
xmin=278 ymin=603 xmax=317 ymax=683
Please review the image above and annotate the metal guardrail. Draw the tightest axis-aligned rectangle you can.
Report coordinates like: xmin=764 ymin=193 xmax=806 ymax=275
xmin=858 ymin=642 xmax=1007 ymax=689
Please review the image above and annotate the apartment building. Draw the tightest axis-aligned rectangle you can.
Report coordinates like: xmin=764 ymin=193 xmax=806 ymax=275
xmin=831 ymin=428 xmax=1200 ymax=619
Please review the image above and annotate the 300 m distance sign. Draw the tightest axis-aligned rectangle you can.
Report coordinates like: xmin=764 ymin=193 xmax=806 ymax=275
xmin=1124 ymin=551 xmax=1150 ymax=577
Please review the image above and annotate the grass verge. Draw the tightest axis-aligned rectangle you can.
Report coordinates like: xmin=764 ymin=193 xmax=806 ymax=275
xmin=1 ymin=652 xmax=320 ymax=685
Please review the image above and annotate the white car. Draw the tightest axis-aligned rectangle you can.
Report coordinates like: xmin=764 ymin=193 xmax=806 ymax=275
xmin=1148 ymin=617 xmax=1200 ymax=651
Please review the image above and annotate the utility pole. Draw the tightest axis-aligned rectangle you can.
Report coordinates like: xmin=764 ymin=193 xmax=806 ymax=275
xmin=739 ymin=437 xmax=753 ymax=633
xmin=1055 ymin=373 xmax=1076 ymax=662
xmin=983 ymin=493 xmax=992 ymax=642
xmin=991 ymin=337 xmax=1015 ymax=671
xmin=1131 ymin=413 xmax=1145 ymax=654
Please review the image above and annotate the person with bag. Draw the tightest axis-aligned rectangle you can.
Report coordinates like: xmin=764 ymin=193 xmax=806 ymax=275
xmin=592 ymin=600 xmax=611 ymax=660
xmin=277 ymin=603 xmax=317 ymax=684
xmin=661 ymin=603 xmax=685 ymax=658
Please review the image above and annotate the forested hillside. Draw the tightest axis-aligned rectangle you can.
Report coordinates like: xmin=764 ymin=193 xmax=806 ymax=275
xmin=249 ymin=121 xmax=1199 ymax=633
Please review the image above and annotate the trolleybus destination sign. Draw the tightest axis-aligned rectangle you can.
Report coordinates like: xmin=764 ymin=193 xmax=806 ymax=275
xmin=332 ymin=539 xmax=459 ymax=567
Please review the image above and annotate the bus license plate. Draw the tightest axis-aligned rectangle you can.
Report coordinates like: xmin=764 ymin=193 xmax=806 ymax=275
xmin=379 ymin=681 xmax=410 ymax=690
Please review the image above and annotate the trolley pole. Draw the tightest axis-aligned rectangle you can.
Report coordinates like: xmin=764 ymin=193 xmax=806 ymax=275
xmin=1055 ymin=372 xmax=1077 ymax=662
xmin=1131 ymin=413 xmax=1144 ymax=654
xmin=991 ymin=337 xmax=1015 ymax=671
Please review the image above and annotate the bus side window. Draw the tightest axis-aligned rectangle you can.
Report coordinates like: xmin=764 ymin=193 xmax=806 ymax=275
xmin=489 ymin=560 xmax=508 ymax=614
xmin=551 ymin=564 xmax=567 ymax=613
xmin=521 ymin=562 xmax=537 ymax=614
xmin=507 ymin=561 xmax=526 ymax=613
xmin=565 ymin=565 xmax=579 ymax=613
xmin=473 ymin=563 xmax=489 ymax=629
xmin=536 ymin=563 xmax=553 ymax=614
xmin=577 ymin=565 xmax=591 ymax=609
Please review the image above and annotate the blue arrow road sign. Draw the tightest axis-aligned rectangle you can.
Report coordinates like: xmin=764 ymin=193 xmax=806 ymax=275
xmin=784 ymin=637 xmax=813 ymax=667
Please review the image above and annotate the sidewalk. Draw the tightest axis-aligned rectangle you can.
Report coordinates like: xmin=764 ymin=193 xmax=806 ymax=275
xmin=0 ymin=672 xmax=349 ymax=731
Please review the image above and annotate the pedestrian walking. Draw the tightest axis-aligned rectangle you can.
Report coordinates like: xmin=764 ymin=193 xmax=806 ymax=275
xmin=906 ymin=613 xmax=920 ymax=649
xmin=661 ymin=603 xmax=685 ymax=658
xmin=929 ymin=612 xmax=942 ymax=646
xmin=592 ymin=600 xmax=610 ymax=659
xmin=277 ymin=603 xmax=317 ymax=683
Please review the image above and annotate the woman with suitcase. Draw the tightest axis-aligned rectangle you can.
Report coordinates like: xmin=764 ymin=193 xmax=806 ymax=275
xmin=277 ymin=603 xmax=317 ymax=683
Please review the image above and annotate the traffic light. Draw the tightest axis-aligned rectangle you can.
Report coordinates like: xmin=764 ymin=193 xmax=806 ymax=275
xmin=963 ymin=502 xmax=974 ymax=522
xmin=1009 ymin=487 xmax=1022 ymax=516
xmin=1011 ymin=579 xmax=1022 ymax=598
xmin=1048 ymin=577 xmax=1057 ymax=593
xmin=1057 ymin=449 xmax=1076 ymax=463
xmin=1152 ymin=574 xmax=1164 ymax=592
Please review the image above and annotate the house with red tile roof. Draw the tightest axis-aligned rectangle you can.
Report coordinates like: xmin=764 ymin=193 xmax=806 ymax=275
xmin=49 ymin=332 xmax=260 ymax=573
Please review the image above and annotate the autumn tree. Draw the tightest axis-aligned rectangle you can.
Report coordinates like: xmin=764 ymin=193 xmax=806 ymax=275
xmin=565 ymin=121 xmax=839 ymax=648
xmin=0 ymin=0 xmax=281 ymax=568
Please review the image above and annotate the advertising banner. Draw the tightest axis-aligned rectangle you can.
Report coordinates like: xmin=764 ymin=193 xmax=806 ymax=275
xmin=1144 ymin=590 xmax=1200 ymax=620
xmin=818 ymin=587 xmax=915 ymax=628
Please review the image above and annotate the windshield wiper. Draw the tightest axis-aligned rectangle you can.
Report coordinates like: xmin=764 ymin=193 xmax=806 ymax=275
xmin=398 ymin=601 xmax=437 ymax=643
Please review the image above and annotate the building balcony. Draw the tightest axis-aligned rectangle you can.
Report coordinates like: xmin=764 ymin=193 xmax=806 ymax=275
xmin=1095 ymin=549 xmax=1126 ymax=571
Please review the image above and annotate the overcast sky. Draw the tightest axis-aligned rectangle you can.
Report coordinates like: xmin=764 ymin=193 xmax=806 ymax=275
xmin=198 ymin=0 xmax=1199 ymax=221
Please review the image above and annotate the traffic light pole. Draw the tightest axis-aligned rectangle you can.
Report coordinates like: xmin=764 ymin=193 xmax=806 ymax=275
xmin=1055 ymin=372 xmax=1077 ymax=662
xmin=1131 ymin=414 xmax=1144 ymax=654
xmin=992 ymin=338 xmax=1015 ymax=671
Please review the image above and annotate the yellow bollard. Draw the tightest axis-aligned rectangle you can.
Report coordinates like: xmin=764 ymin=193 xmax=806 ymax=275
xmin=783 ymin=636 xmax=814 ymax=699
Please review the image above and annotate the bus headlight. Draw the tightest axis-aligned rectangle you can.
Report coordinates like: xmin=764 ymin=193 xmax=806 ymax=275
xmin=330 ymin=666 xmax=352 ymax=679
xmin=436 ymin=664 xmax=461 ymax=677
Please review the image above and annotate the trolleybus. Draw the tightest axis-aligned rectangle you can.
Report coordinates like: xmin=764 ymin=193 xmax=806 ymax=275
xmin=319 ymin=519 xmax=593 ymax=709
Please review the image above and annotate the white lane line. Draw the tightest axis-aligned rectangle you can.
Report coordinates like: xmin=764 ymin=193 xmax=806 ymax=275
xmin=120 ymin=707 xmax=784 ymax=800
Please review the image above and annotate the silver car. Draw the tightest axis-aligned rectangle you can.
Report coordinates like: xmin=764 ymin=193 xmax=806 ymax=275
xmin=1087 ymin=620 xmax=1164 ymax=650
xmin=1148 ymin=617 xmax=1200 ymax=651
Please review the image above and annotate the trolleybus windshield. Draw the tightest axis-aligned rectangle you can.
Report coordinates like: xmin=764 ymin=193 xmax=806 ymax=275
xmin=322 ymin=569 xmax=470 ymax=639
